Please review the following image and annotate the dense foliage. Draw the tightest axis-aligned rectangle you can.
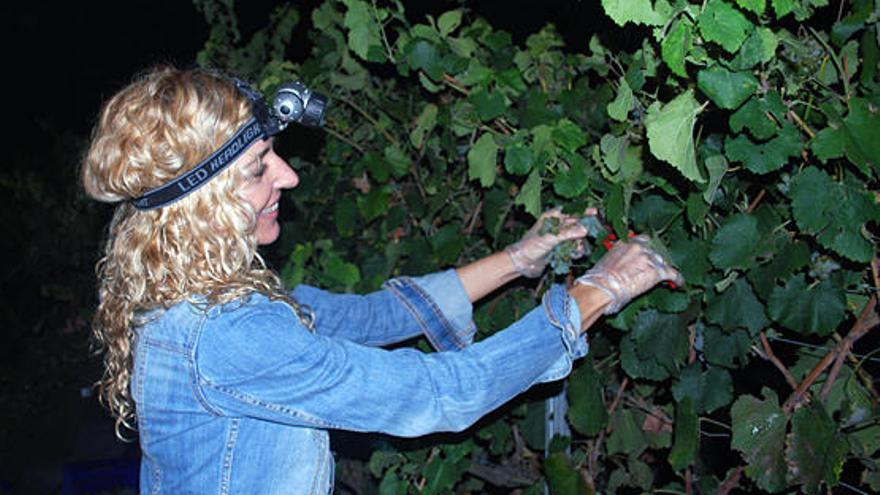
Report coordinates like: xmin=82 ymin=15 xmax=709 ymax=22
xmin=196 ymin=0 xmax=879 ymax=493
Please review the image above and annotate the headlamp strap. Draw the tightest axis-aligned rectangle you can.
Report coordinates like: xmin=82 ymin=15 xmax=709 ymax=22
xmin=131 ymin=118 xmax=265 ymax=210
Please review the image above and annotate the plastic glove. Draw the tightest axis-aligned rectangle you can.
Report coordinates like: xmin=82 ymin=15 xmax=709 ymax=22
xmin=575 ymin=234 xmax=684 ymax=314
xmin=505 ymin=208 xmax=594 ymax=278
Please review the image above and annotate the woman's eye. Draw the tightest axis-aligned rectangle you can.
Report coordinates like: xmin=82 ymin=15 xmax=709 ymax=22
xmin=253 ymin=162 xmax=267 ymax=178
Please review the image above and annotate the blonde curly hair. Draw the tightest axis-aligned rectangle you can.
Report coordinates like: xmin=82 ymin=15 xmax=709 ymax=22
xmin=82 ymin=66 xmax=309 ymax=437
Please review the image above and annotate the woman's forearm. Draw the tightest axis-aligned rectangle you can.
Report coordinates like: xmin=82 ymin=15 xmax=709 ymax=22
xmin=455 ymin=250 xmax=521 ymax=303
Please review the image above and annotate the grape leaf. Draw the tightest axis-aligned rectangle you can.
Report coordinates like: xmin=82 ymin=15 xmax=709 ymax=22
xmin=697 ymin=66 xmax=758 ymax=110
xmin=768 ymin=274 xmax=846 ymax=336
xmin=409 ymin=103 xmax=438 ymax=148
xmin=467 ymin=133 xmax=498 ymax=187
xmin=705 ymin=278 xmax=768 ymax=335
xmin=544 ymin=453 xmax=590 ymax=495
xmin=553 ymin=155 xmax=590 ymax=199
xmin=698 ymin=0 xmax=754 ymax=54
xmin=669 ymin=235 xmax=711 ymax=287
xmin=729 ymin=91 xmax=787 ymax=140
xmin=631 ymin=194 xmax=679 ymax=232
xmin=601 ymin=0 xmax=665 ymax=26
xmin=702 ymin=154 xmax=728 ymax=204
xmin=437 ymin=10 xmax=462 ymax=36
xmin=786 ymin=403 xmax=849 ymax=494
xmin=709 ymin=213 xmax=760 ymax=270
xmin=553 ymin=119 xmax=588 ymax=153
xmin=631 ymin=310 xmax=689 ymax=374
xmin=730 ymin=27 xmax=778 ymax=70
xmin=606 ymin=409 xmax=649 ymax=456
xmin=668 ymin=398 xmax=698 ymax=471
xmin=515 ymin=169 xmax=542 ymax=217
xmin=771 ymin=0 xmax=795 ymax=18
xmin=736 ymin=0 xmax=765 ymax=15
xmin=662 ymin=19 xmax=693 ymax=77
xmin=703 ymin=326 xmax=752 ymax=368
xmin=747 ymin=240 xmax=811 ymax=299
xmin=342 ymin=0 xmax=385 ymax=62
xmin=608 ymin=78 xmax=634 ymax=121
xmin=645 ymin=89 xmax=705 ymax=183
xmin=567 ymin=360 xmax=609 ymax=436
xmin=469 ymin=89 xmax=507 ymax=122
xmin=724 ymin=125 xmax=802 ymax=174
xmin=673 ymin=363 xmax=734 ymax=414
xmin=504 ymin=143 xmax=533 ymax=175
xmin=810 ymin=98 xmax=880 ymax=175
xmin=731 ymin=389 xmax=788 ymax=492
xmin=788 ymin=166 xmax=877 ymax=263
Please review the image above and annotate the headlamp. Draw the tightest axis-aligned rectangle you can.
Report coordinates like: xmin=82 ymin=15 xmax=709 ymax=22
xmin=131 ymin=77 xmax=327 ymax=210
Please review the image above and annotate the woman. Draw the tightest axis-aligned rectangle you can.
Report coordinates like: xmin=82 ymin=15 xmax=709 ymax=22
xmin=82 ymin=67 xmax=682 ymax=494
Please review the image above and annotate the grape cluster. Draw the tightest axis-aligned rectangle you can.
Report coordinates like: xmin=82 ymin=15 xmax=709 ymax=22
xmin=541 ymin=215 xmax=610 ymax=275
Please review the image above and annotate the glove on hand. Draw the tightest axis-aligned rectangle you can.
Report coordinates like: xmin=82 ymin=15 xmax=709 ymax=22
xmin=575 ymin=235 xmax=684 ymax=314
xmin=505 ymin=208 xmax=592 ymax=278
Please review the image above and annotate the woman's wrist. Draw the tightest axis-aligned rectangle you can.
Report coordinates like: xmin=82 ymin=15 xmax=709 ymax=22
xmin=568 ymin=283 xmax=612 ymax=332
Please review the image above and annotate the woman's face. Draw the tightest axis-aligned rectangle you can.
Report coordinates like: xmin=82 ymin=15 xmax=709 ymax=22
xmin=238 ymin=138 xmax=299 ymax=245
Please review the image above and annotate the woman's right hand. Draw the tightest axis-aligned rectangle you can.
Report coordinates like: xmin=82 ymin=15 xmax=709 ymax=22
xmin=574 ymin=235 xmax=683 ymax=314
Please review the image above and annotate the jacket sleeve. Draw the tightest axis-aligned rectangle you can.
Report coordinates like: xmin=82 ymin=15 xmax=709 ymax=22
xmin=195 ymin=285 xmax=588 ymax=438
xmin=291 ymin=269 xmax=475 ymax=351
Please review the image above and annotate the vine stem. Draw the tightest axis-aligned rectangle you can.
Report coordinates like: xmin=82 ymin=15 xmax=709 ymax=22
xmin=784 ymin=289 xmax=878 ymax=412
xmin=787 ymin=109 xmax=816 ymax=139
xmin=758 ymin=331 xmax=800 ymax=391
xmin=587 ymin=377 xmax=629 ymax=477
xmin=323 ymin=123 xmax=366 ymax=153
xmin=745 ymin=189 xmax=766 ymax=214
xmin=717 ymin=466 xmax=745 ymax=495
xmin=818 ymin=257 xmax=880 ymax=402
xmin=337 ymin=96 xmax=400 ymax=148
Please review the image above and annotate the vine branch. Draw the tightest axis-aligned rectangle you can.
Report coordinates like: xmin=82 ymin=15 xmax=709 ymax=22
xmin=757 ymin=331 xmax=799 ymax=391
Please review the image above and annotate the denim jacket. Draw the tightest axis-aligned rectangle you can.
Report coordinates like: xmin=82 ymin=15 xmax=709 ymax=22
xmin=132 ymin=269 xmax=588 ymax=494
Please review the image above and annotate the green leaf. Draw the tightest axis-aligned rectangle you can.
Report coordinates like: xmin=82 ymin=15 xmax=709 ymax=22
xmin=568 ymin=361 xmax=609 ymax=436
xmin=357 ymin=186 xmax=390 ymax=222
xmin=468 ymin=133 xmax=498 ymax=188
xmin=768 ymin=274 xmax=846 ymax=336
xmin=662 ymin=19 xmax=693 ymax=77
xmin=747 ymin=240 xmax=811 ymax=299
xmin=384 ymin=146 xmax=411 ymax=178
xmin=702 ymin=154 xmax=728 ymax=204
xmin=321 ymin=251 xmax=361 ymax=289
xmin=669 ymin=398 xmax=699 ymax=471
xmin=606 ymin=409 xmax=648 ymax=456
xmin=334 ymin=197 xmax=357 ymax=237
xmin=730 ymin=27 xmax=778 ymax=70
xmin=730 ymin=389 xmax=788 ymax=492
xmin=736 ymin=0 xmax=765 ymax=14
xmin=810 ymin=98 xmax=880 ymax=175
xmin=771 ymin=0 xmax=795 ymax=18
xmin=342 ymin=0 xmax=385 ymax=62
xmin=673 ymin=363 xmax=734 ymax=414
xmin=729 ymin=91 xmax=787 ymax=140
xmin=608 ymin=78 xmax=634 ymax=121
xmin=469 ymin=89 xmax=508 ymax=122
xmin=544 ymin=452 xmax=590 ymax=495
xmin=698 ymin=0 xmax=754 ymax=54
xmin=697 ymin=66 xmax=758 ymax=110
xmin=553 ymin=155 xmax=590 ymax=199
xmin=724 ymin=125 xmax=802 ymax=174
xmin=788 ymin=166 xmax=877 ymax=263
xmin=631 ymin=194 xmax=679 ymax=232
xmin=703 ymin=326 xmax=752 ymax=368
xmin=669 ymin=236 xmax=711 ymax=287
xmin=786 ymin=403 xmax=849 ymax=494
xmin=631 ymin=310 xmax=689 ymax=374
xmin=705 ymin=278 xmax=768 ymax=335
xmin=552 ymin=119 xmax=588 ymax=153
xmin=504 ymin=143 xmax=533 ymax=175
xmin=645 ymin=89 xmax=705 ymax=183
xmin=709 ymin=213 xmax=760 ymax=270
xmin=601 ymin=0 xmax=665 ymax=27
xmin=437 ymin=10 xmax=462 ymax=36
xmin=378 ymin=471 xmax=407 ymax=495
xmin=430 ymin=224 xmax=466 ymax=266
xmin=409 ymin=39 xmax=443 ymax=80
xmin=515 ymin=170 xmax=542 ymax=218
xmin=409 ymin=103 xmax=438 ymax=148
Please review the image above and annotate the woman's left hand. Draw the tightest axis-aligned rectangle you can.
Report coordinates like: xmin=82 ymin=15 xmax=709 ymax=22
xmin=505 ymin=207 xmax=597 ymax=278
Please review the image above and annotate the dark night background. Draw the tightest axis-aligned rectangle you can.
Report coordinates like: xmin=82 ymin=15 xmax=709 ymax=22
xmin=1 ymin=1 xmax=619 ymax=493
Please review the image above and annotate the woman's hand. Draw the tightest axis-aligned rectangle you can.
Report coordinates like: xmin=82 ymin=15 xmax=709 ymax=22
xmin=574 ymin=235 xmax=683 ymax=314
xmin=505 ymin=208 xmax=597 ymax=278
